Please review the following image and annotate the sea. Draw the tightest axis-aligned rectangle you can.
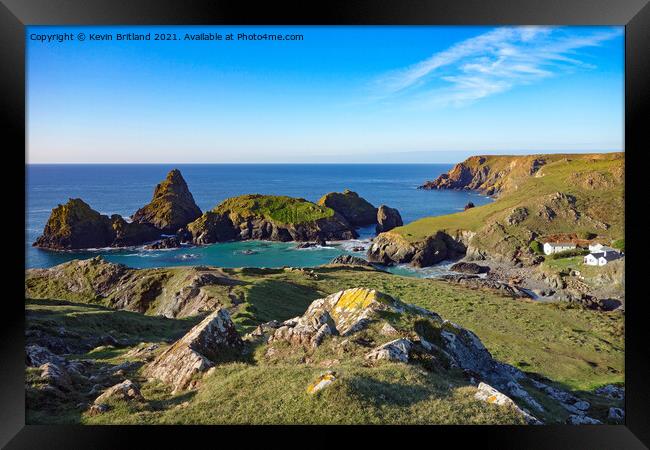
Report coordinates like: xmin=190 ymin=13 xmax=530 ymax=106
xmin=26 ymin=164 xmax=492 ymax=277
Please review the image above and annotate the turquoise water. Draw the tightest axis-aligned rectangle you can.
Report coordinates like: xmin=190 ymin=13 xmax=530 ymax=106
xmin=26 ymin=164 xmax=492 ymax=274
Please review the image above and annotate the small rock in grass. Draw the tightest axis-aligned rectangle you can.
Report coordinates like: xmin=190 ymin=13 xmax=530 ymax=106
xmin=306 ymin=371 xmax=337 ymax=394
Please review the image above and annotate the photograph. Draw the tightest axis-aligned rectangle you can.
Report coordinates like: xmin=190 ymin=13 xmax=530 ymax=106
xmin=22 ymin=23 xmax=630 ymax=427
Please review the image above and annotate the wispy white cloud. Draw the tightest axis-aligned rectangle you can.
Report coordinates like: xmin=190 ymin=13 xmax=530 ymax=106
xmin=373 ymin=26 xmax=622 ymax=108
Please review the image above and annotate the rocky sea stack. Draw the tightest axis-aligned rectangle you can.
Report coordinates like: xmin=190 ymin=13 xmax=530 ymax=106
xmin=317 ymin=189 xmax=378 ymax=227
xmin=132 ymin=169 xmax=202 ymax=234
xmin=33 ymin=199 xmax=160 ymax=250
xmin=188 ymin=194 xmax=358 ymax=244
xmin=376 ymin=205 xmax=403 ymax=233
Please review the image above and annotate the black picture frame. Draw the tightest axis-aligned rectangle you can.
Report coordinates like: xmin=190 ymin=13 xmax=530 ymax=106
xmin=3 ymin=0 xmax=648 ymax=447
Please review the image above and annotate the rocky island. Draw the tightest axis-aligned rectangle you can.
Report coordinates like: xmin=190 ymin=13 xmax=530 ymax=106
xmin=187 ymin=194 xmax=358 ymax=244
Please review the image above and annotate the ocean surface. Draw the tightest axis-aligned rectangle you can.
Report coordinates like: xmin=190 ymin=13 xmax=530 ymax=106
xmin=26 ymin=164 xmax=492 ymax=276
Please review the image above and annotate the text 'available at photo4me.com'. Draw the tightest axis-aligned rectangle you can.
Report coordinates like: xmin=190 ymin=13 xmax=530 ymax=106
xmin=29 ymin=31 xmax=306 ymax=44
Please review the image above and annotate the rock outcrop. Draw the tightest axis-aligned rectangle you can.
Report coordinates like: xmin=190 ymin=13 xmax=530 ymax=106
xmin=376 ymin=205 xmax=403 ymax=233
xmin=132 ymin=169 xmax=202 ymax=234
xmin=266 ymin=286 xmax=593 ymax=423
xmin=25 ymin=257 xmax=242 ymax=318
xmin=441 ymin=274 xmax=532 ymax=298
xmin=450 ymin=262 xmax=490 ymax=274
xmin=328 ymin=255 xmax=372 ymax=266
xmin=33 ymin=199 xmax=161 ymax=250
xmin=144 ymin=308 xmax=242 ymax=392
xmin=317 ymin=190 xmax=377 ymax=227
xmin=418 ymin=155 xmax=549 ymax=196
xmin=367 ymin=231 xmax=466 ymax=267
xmin=188 ymin=194 xmax=357 ymax=244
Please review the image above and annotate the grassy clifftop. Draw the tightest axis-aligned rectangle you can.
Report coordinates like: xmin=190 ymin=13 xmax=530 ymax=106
xmin=394 ymin=154 xmax=624 ymax=261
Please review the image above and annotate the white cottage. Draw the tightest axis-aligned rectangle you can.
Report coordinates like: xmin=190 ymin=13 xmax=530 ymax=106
xmin=583 ymin=251 xmax=622 ymax=266
xmin=543 ymin=242 xmax=577 ymax=255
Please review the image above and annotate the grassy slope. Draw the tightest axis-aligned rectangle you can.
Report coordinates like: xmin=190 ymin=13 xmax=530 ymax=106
xmin=212 ymin=194 xmax=335 ymax=225
xmin=26 ymin=265 xmax=624 ymax=424
xmin=396 ymin=154 xmax=624 ymax=246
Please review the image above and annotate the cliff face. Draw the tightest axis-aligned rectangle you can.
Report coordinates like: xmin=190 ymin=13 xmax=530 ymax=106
xmin=419 ymin=154 xmax=586 ymax=196
xmin=132 ymin=169 xmax=202 ymax=234
xmin=187 ymin=194 xmax=358 ymax=244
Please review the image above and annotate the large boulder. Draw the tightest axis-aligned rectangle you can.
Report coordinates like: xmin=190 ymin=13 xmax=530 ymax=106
xmin=375 ymin=205 xmax=403 ymax=234
xmin=188 ymin=194 xmax=357 ymax=244
xmin=33 ymin=199 xmax=161 ymax=250
xmin=317 ymin=190 xmax=377 ymax=227
xmin=143 ymin=308 xmax=242 ymax=392
xmin=132 ymin=169 xmax=202 ymax=234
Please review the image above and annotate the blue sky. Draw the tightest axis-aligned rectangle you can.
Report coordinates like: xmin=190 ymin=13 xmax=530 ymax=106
xmin=27 ymin=26 xmax=624 ymax=163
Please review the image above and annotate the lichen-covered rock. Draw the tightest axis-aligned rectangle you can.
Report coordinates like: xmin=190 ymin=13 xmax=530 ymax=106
xmin=132 ymin=169 xmax=202 ymax=234
xmin=269 ymin=288 xmax=406 ymax=348
xmin=144 ymin=308 xmax=242 ymax=392
xmin=317 ymin=189 xmax=378 ymax=227
xmin=475 ymin=382 xmax=542 ymax=425
xmin=365 ymin=338 xmax=413 ymax=363
xmin=376 ymin=205 xmax=403 ymax=233
xmin=306 ymin=371 xmax=337 ymax=394
xmin=93 ymin=379 xmax=144 ymax=405
xmin=328 ymin=255 xmax=372 ymax=266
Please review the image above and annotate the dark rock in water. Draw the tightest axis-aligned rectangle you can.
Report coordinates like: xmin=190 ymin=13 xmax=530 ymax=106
xmin=464 ymin=202 xmax=475 ymax=210
xmin=317 ymin=189 xmax=378 ymax=227
xmin=367 ymin=231 xmax=466 ymax=267
xmin=450 ymin=262 xmax=490 ymax=274
xmin=144 ymin=237 xmax=181 ymax=250
xmin=33 ymin=199 xmax=161 ymax=250
xmin=296 ymin=238 xmax=327 ymax=249
xmin=351 ymin=246 xmax=365 ymax=252
xmin=110 ymin=215 xmax=161 ymax=247
xmin=441 ymin=274 xmax=532 ymax=298
xmin=176 ymin=227 xmax=193 ymax=243
xmin=376 ymin=205 xmax=403 ymax=233
xmin=132 ymin=169 xmax=202 ymax=234
xmin=329 ymin=255 xmax=372 ymax=266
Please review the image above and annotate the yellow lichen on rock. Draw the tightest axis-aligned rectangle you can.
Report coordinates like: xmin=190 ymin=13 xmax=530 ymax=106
xmin=306 ymin=371 xmax=337 ymax=394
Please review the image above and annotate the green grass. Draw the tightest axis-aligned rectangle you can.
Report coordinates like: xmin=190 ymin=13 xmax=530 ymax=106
xmin=26 ymin=298 xmax=200 ymax=346
xmin=213 ymin=194 xmax=335 ymax=225
xmin=84 ymin=362 xmax=527 ymax=425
